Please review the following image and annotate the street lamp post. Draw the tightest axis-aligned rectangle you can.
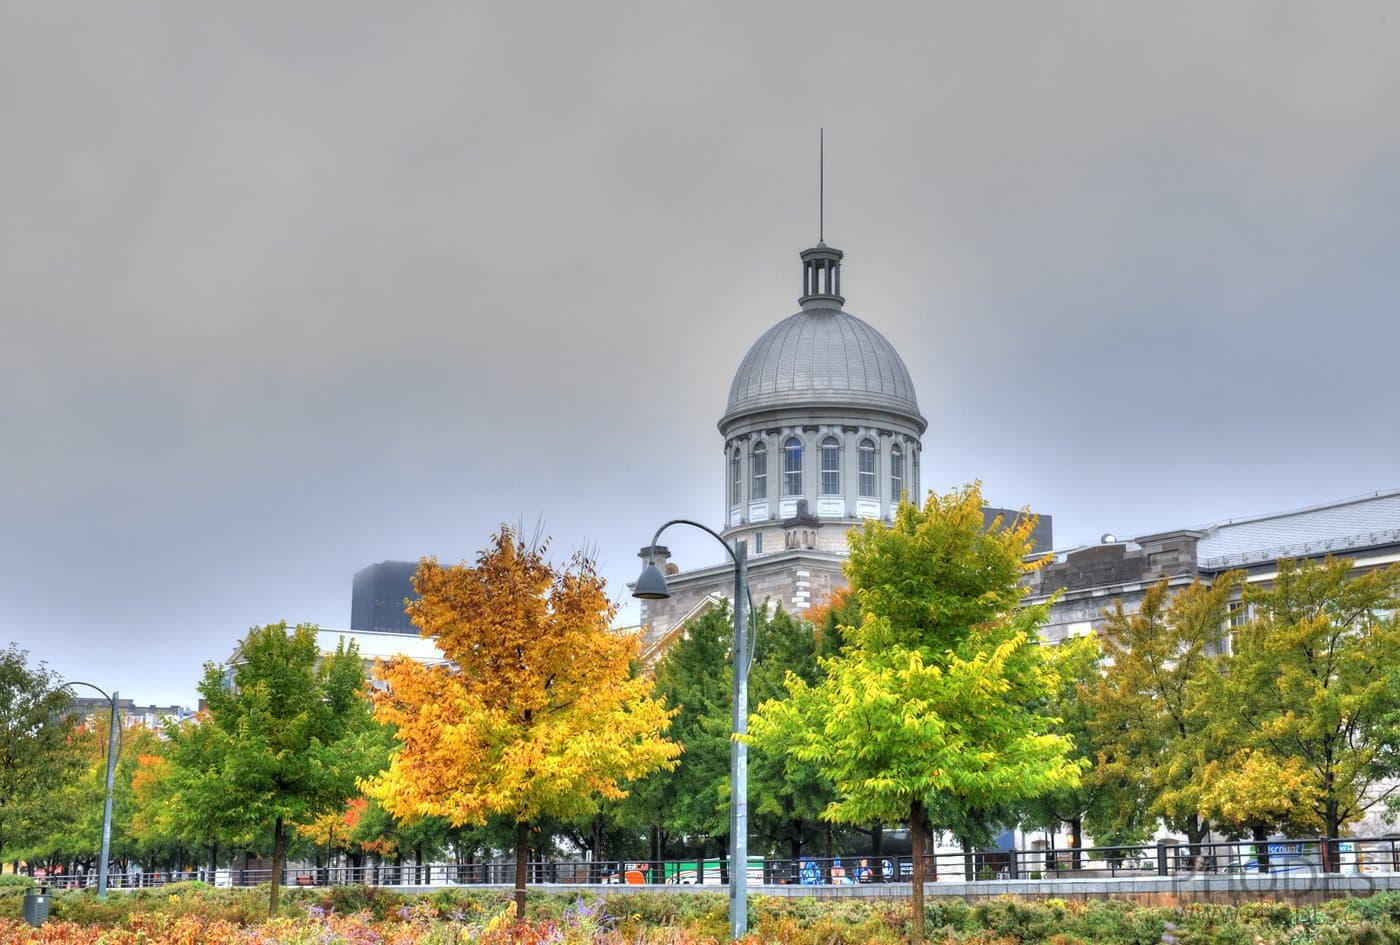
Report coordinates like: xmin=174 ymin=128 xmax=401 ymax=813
xmin=63 ymin=682 xmax=120 ymax=899
xmin=634 ymin=519 xmax=751 ymax=941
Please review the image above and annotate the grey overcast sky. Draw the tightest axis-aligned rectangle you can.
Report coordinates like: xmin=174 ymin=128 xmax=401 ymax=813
xmin=3 ymin=2 xmax=1398 ymax=706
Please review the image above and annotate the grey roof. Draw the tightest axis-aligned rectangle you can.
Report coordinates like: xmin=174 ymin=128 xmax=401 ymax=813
xmin=722 ymin=306 xmax=924 ymax=428
xmin=1196 ymin=489 xmax=1400 ymax=569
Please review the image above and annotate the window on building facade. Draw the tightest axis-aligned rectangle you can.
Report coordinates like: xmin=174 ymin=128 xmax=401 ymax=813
xmin=752 ymin=442 xmax=767 ymax=500
xmin=783 ymin=437 xmax=803 ymax=496
xmin=820 ymin=436 xmax=840 ymax=495
xmin=1215 ymin=600 xmax=1249 ymax=657
xmin=730 ymin=449 xmax=741 ymax=506
xmin=754 ymin=532 xmax=763 ymax=554
xmin=858 ymin=438 xmax=877 ymax=497
xmin=890 ymin=444 xmax=903 ymax=500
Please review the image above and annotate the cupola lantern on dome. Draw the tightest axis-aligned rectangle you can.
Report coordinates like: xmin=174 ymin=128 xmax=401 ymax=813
xmin=720 ymin=242 xmax=927 ymax=433
xmin=799 ymin=242 xmax=844 ymax=309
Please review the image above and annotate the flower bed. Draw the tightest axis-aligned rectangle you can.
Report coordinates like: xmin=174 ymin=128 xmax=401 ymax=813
xmin=5 ymin=884 xmax=1400 ymax=945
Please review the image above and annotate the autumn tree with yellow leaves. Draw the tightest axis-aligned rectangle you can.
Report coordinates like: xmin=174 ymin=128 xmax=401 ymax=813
xmin=364 ymin=528 xmax=680 ymax=921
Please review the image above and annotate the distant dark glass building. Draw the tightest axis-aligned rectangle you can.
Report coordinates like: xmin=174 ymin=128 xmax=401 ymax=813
xmin=350 ymin=560 xmax=420 ymax=634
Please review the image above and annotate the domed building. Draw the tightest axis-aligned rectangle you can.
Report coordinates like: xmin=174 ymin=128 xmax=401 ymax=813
xmin=637 ymin=242 xmax=928 ymax=653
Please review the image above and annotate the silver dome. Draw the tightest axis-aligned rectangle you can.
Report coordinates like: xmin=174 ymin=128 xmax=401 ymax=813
xmin=722 ymin=306 xmax=925 ymax=429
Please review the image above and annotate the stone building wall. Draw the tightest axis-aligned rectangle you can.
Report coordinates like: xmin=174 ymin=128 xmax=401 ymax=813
xmin=636 ymin=547 xmax=848 ymax=654
xmin=1024 ymin=531 xmax=1204 ymax=644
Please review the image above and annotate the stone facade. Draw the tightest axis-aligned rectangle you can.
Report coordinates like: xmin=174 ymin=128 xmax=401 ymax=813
xmin=719 ymin=414 xmax=924 ymax=551
xmin=637 ymin=542 xmax=847 ymax=658
xmin=1025 ymin=530 xmax=1204 ymax=644
xmin=1024 ymin=490 xmax=1400 ymax=646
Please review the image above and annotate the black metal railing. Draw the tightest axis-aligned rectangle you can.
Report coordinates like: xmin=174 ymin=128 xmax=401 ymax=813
xmin=32 ymin=836 xmax=1400 ymax=891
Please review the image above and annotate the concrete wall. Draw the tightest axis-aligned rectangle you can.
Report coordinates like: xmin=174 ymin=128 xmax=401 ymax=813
xmin=431 ymin=873 xmax=1400 ymax=907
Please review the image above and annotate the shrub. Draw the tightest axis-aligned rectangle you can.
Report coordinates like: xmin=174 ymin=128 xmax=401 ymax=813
xmin=925 ymin=897 xmax=976 ymax=932
xmin=606 ymin=891 xmax=729 ymax=939
xmin=310 ymin=881 xmax=411 ymax=920
xmin=1344 ymin=893 xmax=1400 ymax=927
xmin=422 ymin=885 xmax=515 ymax=920
xmin=0 ymin=875 xmax=35 ymax=917
xmin=1235 ymin=900 xmax=1297 ymax=928
xmin=973 ymin=897 xmax=1070 ymax=943
xmin=753 ymin=897 xmax=905 ymax=945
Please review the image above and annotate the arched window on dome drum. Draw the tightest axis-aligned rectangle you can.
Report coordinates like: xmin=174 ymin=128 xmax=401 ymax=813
xmin=730 ymin=449 xmax=741 ymax=507
xmin=858 ymin=439 xmax=877 ymax=498
xmin=751 ymin=442 xmax=767 ymax=501
xmin=820 ymin=436 xmax=841 ymax=495
xmin=890 ymin=444 xmax=904 ymax=502
xmin=783 ymin=437 xmax=803 ymax=496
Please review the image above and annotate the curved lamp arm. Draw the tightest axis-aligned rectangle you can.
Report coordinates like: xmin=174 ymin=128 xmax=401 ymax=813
xmin=61 ymin=681 xmax=122 ymax=763
xmin=63 ymin=680 xmax=113 ymax=707
xmin=643 ymin=519 xmax=759 ymax=672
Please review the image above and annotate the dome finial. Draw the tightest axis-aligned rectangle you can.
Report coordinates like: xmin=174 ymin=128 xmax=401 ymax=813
xmin=801 ymin=129 xmax=843 ymax=308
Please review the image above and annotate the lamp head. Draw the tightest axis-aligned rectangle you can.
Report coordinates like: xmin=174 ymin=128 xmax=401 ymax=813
xmin=632 ymin=562 xmax=671 ymax=600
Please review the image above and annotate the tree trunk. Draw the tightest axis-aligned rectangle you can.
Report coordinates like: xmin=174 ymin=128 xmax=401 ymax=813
xmin=1069 ymin=816 xmax=1083 ymax=870
xmin=961 ymin=834 xmax=975 ymax=881
xmin=909 ymin=800 xmax=928 ymax=944
xmin=514 ymin=820 xmax=528 ymax=923
xmin=1185 ymin=813 xmax=1209 ymax=870
xmin=1325 ymin=799 xmax=1342 ymax=872
xmin=590 ymin=813 xmax=605 ymax=884
xmin=1252 ymin=824 xmax=1270 ymax=874
xmin=269 ymin=816 xmax=284 ymax=916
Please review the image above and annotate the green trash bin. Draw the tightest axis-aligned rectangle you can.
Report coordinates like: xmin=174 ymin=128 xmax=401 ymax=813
xmin=22 ymin=886 xmax=49 ymax=927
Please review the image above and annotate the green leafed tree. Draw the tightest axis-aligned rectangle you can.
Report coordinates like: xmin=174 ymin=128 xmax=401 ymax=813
xmin=156 ymin=702 xmax=256 ymax=875
xmin=749 ymin=483 xmax=1081 ymax=940
xmin=164 ymin=622 xmax=374 ymax=915
xmin=634 ymin=603 xmax=734 ymax=857
xmin=1227 ymin=557 xmax=1400 ymax=852
xmin=1083 ymin=573 xmax=1241 ymax=855
xmin=748 ymin=605 xmax=841 ymax=865
xmin=1019 ymin=632 xmax=1136 ymax=868
xmin=618 ymin=600 xmax=845 ymax=872
xmin=0 ymin=645 xmax=84 ymax=865
xmin=23 ymin=716 xmax=171 ymax=876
